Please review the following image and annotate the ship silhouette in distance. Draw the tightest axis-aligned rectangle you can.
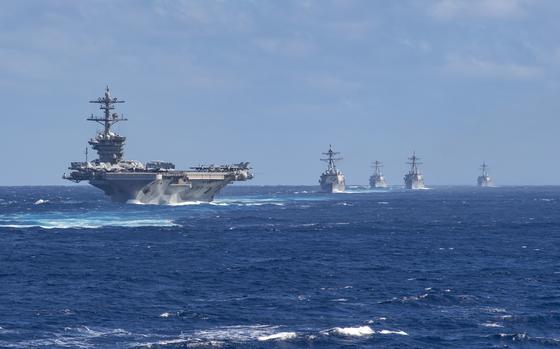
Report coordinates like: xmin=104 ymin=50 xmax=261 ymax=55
xmin=477 ymin=162 xmax=494 ymax=187
xmin=319 ymin=145 xmax=345 ymax=193
xmin=63 ymin=87 xmax=253 ymax=204
xmin=369 ymin=160 xmax=388 ymax=188
xmin=404 ymin=152 xmax=425 ymax=189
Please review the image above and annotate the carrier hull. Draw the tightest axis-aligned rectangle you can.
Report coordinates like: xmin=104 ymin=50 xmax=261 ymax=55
xmin=78 ymin=172 xmax=249 ymax=205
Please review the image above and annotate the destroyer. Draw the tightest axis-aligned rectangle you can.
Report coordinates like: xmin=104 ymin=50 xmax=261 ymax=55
xmin=403 ymin=152 xmax=425 ymax=189
xmin=319 ymin=145 xmax=345 ymax=193
xmin=477 ymin=162 xmax=493 ymax=187
xmin=63 ymin=87 xmax=253 ymax=204
xmin=369 ymin=160 xmax=388 ymax=188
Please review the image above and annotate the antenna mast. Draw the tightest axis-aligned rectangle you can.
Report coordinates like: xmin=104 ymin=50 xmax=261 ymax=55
xmin=372 ymin=160 xmax=383 ymax=176
xmin=321 ymin=144 xmax=343 ymax=172
xmin=480 ymin=162 xmax=489 ymax=176
xmin=87 ymin=86 xmax=127 ymax=135
xmin=407 ymin=152 xmax=422 ymax=175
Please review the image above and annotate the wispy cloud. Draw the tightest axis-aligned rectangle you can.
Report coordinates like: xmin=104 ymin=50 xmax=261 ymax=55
xmin=253 ymin=37 xmax=316 ymax=57
xmin=442 ymin=55 xmax=542 ymax=79
xmin=432 ymin=0 xmax=526 ymax=19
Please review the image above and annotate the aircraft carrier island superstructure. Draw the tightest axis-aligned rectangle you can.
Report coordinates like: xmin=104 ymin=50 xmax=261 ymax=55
xmin=403 ymin=152 xmax=425 ymax=190
xmin=369 ymin=160 xmax=388 ymax=188
xmin=63 ymin=87 xmax=253 ymax=204
xmin=319 ymin=145 xmax=345 ymax=193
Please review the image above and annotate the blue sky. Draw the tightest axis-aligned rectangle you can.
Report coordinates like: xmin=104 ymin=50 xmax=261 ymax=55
xmin=1 ymin=0 xmax=559 ymax=185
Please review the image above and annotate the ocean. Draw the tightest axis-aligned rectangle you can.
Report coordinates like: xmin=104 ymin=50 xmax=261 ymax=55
xmin=0 ymin=185 xmax=559 ymax=348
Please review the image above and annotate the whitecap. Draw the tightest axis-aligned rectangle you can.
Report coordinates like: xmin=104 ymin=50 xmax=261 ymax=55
xmin=34 ymin=199 xmax=49 ymax=205
xmin=330 ymin=326 xmax=374 ymax=337
xmin=192 ymin=325 xmax=277 ymax=342
xmin=378 ymin=329 xmax=408 ymax=336
xmin=159 ymin=312 xmax=172 ymax=318
xmin=482 ymin=322 xmax=503 ymax=328
xmin=258 ymin=332 xmax=297 ymax=341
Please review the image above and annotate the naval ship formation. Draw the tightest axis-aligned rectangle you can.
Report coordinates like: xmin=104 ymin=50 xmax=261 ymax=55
xmin=63 ymin=87 xmax=253 ymax=204
xmin=319 ymin=145 xmax=345 ymax=193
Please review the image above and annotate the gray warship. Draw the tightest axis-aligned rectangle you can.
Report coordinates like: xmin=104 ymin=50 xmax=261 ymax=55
xmin=63 ymin=87 xmax=253 ymax=204
xmin=477 ymin=162 xmax=493 ymax=187
xmin=319 ymin=145 xmax=345 ymax=193
xmin=369 ymin=160 xmax=388 ymax=188
xmin=403 ymin=152 xmax=425 ymax=189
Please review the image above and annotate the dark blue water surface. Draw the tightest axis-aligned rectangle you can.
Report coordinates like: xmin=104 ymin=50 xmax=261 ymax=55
xmin=1 ymin=185 xmax=560 ymax=348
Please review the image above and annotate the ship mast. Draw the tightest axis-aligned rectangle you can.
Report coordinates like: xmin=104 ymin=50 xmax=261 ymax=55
xmin=407 ymin=152 xmax=422 ymax=175
xmin=480 ymin=162 xmax=489 ymax=177
xmin=87 ymin=86 xmax=127 ymax=135
xmin=372 ymin=160 xmax=383 ymax=176
xmin=87 ymin=87 xmax=128 ymax=164
xmin=321 ymin=145 xmax=342 ymax=172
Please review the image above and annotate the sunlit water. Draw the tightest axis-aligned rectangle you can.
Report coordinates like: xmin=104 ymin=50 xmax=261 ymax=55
xmin=1 ymin=185 xmax=559 ymax=348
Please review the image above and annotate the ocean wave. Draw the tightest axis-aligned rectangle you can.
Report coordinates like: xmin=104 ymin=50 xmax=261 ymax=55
xmin=0 ymin=326 xmax=133 ymax=349
xmin=328 ymin=326 xmax=374 ymax=337
xmin=192 ymin=325 xmax=277 ymax=342
xmin=0 ymin=218 xmax=178 ymax=229
xmin=378 ymin=329 xmax=408 ymax=336
xmin=257 ymin=332 xmax=297 ymax=341
xmin=133 ymin=325 xmax=294 ymax=347
xmin=481 ymin=322 xmax=503 ymax=328
xmin=326 ymin=325 xmax=408 ymax=337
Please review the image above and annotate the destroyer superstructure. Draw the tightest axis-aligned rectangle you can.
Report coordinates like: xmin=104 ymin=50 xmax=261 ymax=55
xmin=63 ymin=87 xmax=252 ymax=204
xmin=319 ymin=145 xmax=345 ymax=193
xmin=477 ymin=162 xmax=493 ymax=187
xmin=369 ymin=160 xmax=388 ymax=188
xmin=403 ymin=152 xmax=425 ymax=189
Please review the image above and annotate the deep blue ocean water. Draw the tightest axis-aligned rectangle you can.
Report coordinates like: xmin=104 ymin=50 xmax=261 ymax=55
xmin=1 ymin=185 xmax=560 ymax=348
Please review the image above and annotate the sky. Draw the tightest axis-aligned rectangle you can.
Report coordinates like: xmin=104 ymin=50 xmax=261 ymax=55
xmin=1 ymin=0 xmax=560 ymax=186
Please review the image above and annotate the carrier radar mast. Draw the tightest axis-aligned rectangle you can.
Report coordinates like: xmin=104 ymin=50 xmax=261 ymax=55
xmin=87 ymin=86 xmax=128 ymax=164
xmin=321 ymin=145 xmax=343 ymax=173
xmin=87 ymin=86 xmax=127 ymax=135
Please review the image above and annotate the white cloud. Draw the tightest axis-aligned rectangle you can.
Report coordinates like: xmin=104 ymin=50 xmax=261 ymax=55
xmin=442 ymin=55 xmax=542 ymax=79
xmin=432 ymin=0 xmax=526 ymax=19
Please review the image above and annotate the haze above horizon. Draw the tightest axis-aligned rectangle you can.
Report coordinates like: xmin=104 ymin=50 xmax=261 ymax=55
xmin=1 ymin=0 xmax=559 ymax=186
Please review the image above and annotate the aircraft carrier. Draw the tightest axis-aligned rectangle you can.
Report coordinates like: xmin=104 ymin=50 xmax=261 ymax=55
xmin=403 ymin=152 xmax=425 ymax=189
xmin=63 ymin=87 xmax=253 ymax=204
xmin=319 ymin=145 xmax=345 ymax=193
xmin=369 ymin=160 xmax=388 ymax=188
xmin=477 ymin=162 xmax=493 ymax=187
